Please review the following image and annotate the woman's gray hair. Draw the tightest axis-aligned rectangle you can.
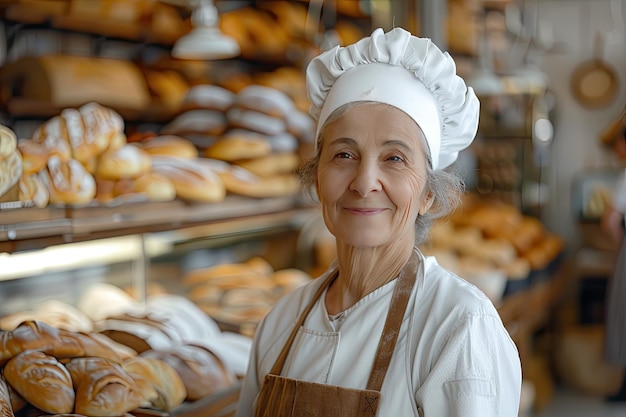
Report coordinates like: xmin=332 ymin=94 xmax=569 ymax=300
xmin=297 ymin=101 xmax=465 ymax=245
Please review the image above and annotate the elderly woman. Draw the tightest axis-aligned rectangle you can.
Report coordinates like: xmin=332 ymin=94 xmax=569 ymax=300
xmin=235 ymin=28 xmax=522 ymax=417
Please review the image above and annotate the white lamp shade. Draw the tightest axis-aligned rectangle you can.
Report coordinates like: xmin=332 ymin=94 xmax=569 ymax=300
xmin=172 ymin=27 xmax=240 ymax=60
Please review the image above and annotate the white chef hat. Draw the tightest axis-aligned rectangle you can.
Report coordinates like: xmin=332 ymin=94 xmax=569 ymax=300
xmin=306 ymin=27 xmax=480 ymax=170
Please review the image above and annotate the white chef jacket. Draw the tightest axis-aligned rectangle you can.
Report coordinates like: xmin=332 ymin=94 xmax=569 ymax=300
xmin=235 ymin=249 xmax=522 ymax=417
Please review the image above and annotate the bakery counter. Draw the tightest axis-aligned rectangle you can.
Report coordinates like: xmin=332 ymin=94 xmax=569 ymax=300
xmin=0 ymin=195 xmax=316 ymax=253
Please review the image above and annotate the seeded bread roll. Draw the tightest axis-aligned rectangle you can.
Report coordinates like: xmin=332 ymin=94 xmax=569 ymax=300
xmin=4 ymin=351 xmax=74 ymax=415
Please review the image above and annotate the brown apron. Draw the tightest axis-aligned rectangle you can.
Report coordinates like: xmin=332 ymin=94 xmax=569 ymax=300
xmin=255 ymin=252 xmax=419 ymax=417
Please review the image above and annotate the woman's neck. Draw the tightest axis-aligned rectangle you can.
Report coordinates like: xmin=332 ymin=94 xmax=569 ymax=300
xmin=325 ymin=235 xmax=415 ymax=315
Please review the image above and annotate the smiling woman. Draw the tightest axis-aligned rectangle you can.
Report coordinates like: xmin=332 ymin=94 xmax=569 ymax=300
xmin=235 ymin=27 xmax=522 ymax=417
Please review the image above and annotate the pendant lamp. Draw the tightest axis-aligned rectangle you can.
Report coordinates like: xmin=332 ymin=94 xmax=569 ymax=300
xmin=171 ymin=0 xmax=240 ymax=60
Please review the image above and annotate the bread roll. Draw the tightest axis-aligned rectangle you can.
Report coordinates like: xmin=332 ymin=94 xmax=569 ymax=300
xmin=161 ymin=109 xmax=227 ymax=137
xmin=204 ymin=132 xmax=272 ymax=161
xmin=39 ymin=156 xmax=96 ymax=205
xmin=58 ymin=331 xmax=137 ymax=363
xmin=151 ymin=156 xmax=225 ymax=203
xmin=0 ymin=300 xmax=91 ymax=333
xmin=17 ymin=139 xmax=48 ymax=175
xmin=183 ymin=262 xmax=266 ymax=286
xmin=218 ymin=165 xmax=300 ymax=198
xmin=122 ymin=356 xmax=186 ymax=411
xmin=18 ymin=174 xmax=49 ymax=208
xmin=66 ymin=357 xmax=144 ymax=417
xmin=0 ymin=321 xmax=69 ymax=366
xmin=0 ymin=151 xmax=22 ymax=198
xmin=182 ymin=84 xmax=235 ymax=112
xmin=96 ymin=144 xmax=152 ymax=181
xmin=234 ymin=152 xmax=300 ymax=177
xmin=233 ymin=85 xmax=294 ymax=119
xmin=114 ymin=172 xmax=176 ymax=202
xmin=0 ymin=376 xmax=14 ymax=417
xmin=136 ymin=135 xmax=198 ymax=159
xmin=226 ymin=107 xmax=286 ymax=136
xmin=32 ymin=103 xmax=125 ymax=164
xmin=4 ymin=351 xmax=74 ymax=414
xmin=0 ymin=125 xmax=17 ymax=160
xmin=141 ymin=345 xmax=235 ymax=401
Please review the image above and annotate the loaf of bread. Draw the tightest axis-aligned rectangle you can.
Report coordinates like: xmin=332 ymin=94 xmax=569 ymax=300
xmin=150 ymin=156 xmax=226 ymax=203
xmin=141 ymin=345 xmax=235 ymax=401
xmin=0 ymin=376 xmax=13 ymax=417
xmin=0 ymin=151 xmax=21 ymax=198
xmin=161 ymin=109 xmax=228 ymax=137
xmin=16 ymin=139 xmax=48 ymax=175
xmin=0 ymin=321 xmax=69 ymax=366
xmin=66 ymin=357 xmax=144 ymax=417
xmin=234 ymin=152 xmax=300 ymax=177
xmin=3 ymin=350 xmax=74 ymax=414
xmin=122 ymin=356 xmax=186 ymax=411
xmin=0 ymin=125 xmax=16 ymax=160
xmin=95 ymin=144 xmax=152 ymax=181
xmin=135 ymin=135 xmax=198 ymax=159
xmin=182 ymin=84 xmax=235 ymax=112
xmin=204 ymin=132 xmax=272 ymax=161
xmin=113 ymin=172 xmax=177 ymax=203
xmin=18 ymin=174 xmax=49 ymax=208
xmin=39 ymin=156 xmax=96 ymax=205
xmin=217 ymin=165 xmax=300 ymax=198
xmin=32 ymin=102 xmax=126 ymax=164
xmin=0 ymin=300 xmax=92 ymax=333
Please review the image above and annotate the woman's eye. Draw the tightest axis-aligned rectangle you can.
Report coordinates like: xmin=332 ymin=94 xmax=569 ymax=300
xmin=335 ymin=152 xmax=353 ymax=159
xmin=387 ymin=155 xmax=405 ymax=162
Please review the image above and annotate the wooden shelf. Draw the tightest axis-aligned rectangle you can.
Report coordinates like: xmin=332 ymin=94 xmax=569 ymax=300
xmin=0 ymin=195 xmax=316 ymax=253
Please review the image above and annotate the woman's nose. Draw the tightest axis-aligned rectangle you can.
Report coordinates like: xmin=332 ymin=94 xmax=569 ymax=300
xmin=349 ymin=159 xmax=382 ymax=197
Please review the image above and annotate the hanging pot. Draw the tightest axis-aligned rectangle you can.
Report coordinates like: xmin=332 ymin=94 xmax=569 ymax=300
xmin=570 ymin=32 xmax=620 ymax=109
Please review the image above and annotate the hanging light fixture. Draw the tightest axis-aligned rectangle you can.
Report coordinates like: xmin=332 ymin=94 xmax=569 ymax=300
xmin=171 ymin=0 xmax=240 ymax=60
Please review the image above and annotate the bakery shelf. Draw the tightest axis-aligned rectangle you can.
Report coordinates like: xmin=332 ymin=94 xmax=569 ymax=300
xmin=2 ymin=97 xmax=179 ymax=124
xmin=1 ymin=4 xmax=185 ymax=47
xmin=0 ymin=195 xmax=316 ymax=253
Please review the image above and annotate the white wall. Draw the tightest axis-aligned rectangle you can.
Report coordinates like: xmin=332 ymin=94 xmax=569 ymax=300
xmin=537 ymin=0 xmax=626 ymax=253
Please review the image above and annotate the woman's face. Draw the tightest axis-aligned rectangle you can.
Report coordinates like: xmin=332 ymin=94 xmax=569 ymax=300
xmin=316 ymin=103 xmax=433 ymax=248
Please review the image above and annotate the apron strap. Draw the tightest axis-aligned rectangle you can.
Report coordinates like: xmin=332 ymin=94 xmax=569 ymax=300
xmin=365 ymin=252 xmax=419 ymax=392
xmin=269 ymin=269 xmax=338 ymax=375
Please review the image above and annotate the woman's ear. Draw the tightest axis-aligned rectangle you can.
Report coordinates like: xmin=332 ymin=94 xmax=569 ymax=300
xmin=419 ymin=192 xmax=434 ymax=215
